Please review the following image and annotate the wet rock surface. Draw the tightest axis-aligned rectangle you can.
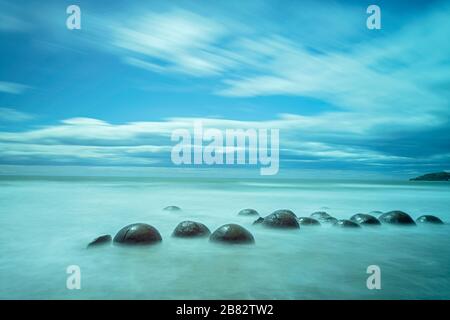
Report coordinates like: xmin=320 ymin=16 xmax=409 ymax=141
xmin=163 ymin=206 xmax=181 ymax=212
xmin=318 ymin=216 xmax=338 ymax=225
xmin=350 ymin=213 xmax=381 ymax=226
xmin=333 ymin=219 xmax=361 ymax=228
xmin=416 ymin=215 xmax=444 ymax=224
xmin=210 ymin=224 xmax=255 ymax=244
xmin=253 ymin=217 xmax=264 ymax=225
xmin=310 ymin=211 xmax=331 ymax=219
xmin=238 ymin=208 xmax=259 ymax=216
xmin=379 ymin=211 xmax=416 ymax=225
xmin=262 ymin=209 xmax=299 ymax=229
xmin=297 ymin=217 xmax=321 ymax=226
xmin=172 ymin=221 xmax=211 ymax=238
xmin=87 ymin=234 xmax=112 ymax=248
xmin=113 ymin=223 xmax=162 ymax=245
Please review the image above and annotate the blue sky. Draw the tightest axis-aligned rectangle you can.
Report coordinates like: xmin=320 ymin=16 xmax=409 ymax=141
xmin=0 ymin=0 xmax=449 ymax=178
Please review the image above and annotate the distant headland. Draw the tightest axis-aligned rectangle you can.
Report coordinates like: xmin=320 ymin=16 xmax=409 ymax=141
xmin=410 ymin=171 xmax=450 ymax=181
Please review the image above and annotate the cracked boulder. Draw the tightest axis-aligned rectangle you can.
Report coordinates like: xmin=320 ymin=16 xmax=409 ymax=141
xmin=172 ymin=221 xmax=211 ymax=238
xmin=113 ymin=223 xmax=162 ymax=245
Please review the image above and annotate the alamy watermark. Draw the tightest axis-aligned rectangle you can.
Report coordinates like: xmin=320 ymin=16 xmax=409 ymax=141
xmin=66 ymin=5 xmax=81 ymax=30
xmin=366 ymin=5 xmax=381 ymax=30
xmin=366 ymin=265 xmax=381 ymax=290
xmin=171 ymin=121 xmax=279 ymax=176
xmin=66 ymin=265 xmax=81 ymax=290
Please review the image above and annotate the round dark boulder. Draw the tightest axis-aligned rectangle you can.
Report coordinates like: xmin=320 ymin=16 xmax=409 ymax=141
xmin=262 ymin=209 xmax=299 ymax=229
xmin=333 ymin=219 xmax=361 ymax=228
xmin=113 ymin=223 xmax=162 ymax=245
xmin=310 ymin=211 xmax=331 ymax=219
xmin=87 ymin=234 xmax=111 ymax=249
xmin=163 ymin=206 xmax=181 ymax=212
xmin=253 ymin=217 xmax=264 ymax=225
xmin=210 ymin=224 xmax=255 ymax=244
xmin=297 ymin=217 xmax=321 ymax=226
xmin=238 ymin=208 xmax=259 ymax=216
xmin=319 ymin=216 xmax=338 ymax=224
xmin=416 ymin=215 xmax=444 ymax=225
xmin=172 ymin=221 xmax=211 ymax=238
xmin=350 ymin=213 xmax=381 ymax=226
xmin=379 ymin=211 xmax=416 ymax=225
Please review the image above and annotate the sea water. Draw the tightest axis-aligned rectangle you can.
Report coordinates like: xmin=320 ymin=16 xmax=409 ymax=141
xmin=0 ymin=176 xmax=449 ymax=299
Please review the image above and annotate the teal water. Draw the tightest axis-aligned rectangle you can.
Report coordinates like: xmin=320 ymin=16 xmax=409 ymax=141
xmin=0 ymin=176 xmax=449 ymax=299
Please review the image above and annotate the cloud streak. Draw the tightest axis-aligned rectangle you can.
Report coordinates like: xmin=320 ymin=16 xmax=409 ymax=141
xmin=0 ymin=108 xmax=34 ymax=122
xmin=0 ymin=114 xmax=448 ymax=174
xmin=0 ymin=81 xmax=30 ymax=94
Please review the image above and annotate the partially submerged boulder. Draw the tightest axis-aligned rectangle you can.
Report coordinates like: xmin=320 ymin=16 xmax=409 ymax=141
xmin=297 ymin=217 xmax=321 ymax=226
xmin=262 ymin=209 xmax=299 ymax=229
xmin=416 ymin=215 xmax=444 ymax=225
xmin=238 ymin=208 xmax=259 ymax=216
xmin=319 ymin=216 xmax=338 ymax=225
xmin=87 ymin=234 xmax=111 ymax=249
xmin=350 ymin=213 xmax=381 ymax=226
xmin=379 ymin=211 xmax=416 ymax=225
xmin=310 ymin=211 xmax=331 ymax=220
xmin=210 ymin=224 xmax=255 ymax=244
xmin=163 ymin=206 xmax=181 ymax=212
xmin=333 ymin=219 xmax=361 ymax=228
xmin=172 ymin=221 xmax=211 ymax=238
xmin=253 ymin=217 xmax=264 ymax=225
xmin=113 ymin=223 xmax=162 ymax=245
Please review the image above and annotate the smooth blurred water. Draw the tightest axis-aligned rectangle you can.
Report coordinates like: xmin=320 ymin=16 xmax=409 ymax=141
xmin=0 ymin=176 xmax=449 ymax=299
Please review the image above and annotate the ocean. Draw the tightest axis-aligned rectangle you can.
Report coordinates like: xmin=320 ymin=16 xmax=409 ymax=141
xmin=0 ymin=176 xmax=449 ymax=299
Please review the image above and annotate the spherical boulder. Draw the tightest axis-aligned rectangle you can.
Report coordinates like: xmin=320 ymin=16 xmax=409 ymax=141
xmin=297 ymin=217 xmax=321 ymax=226
xmin=253 ymin=217 xmax=264 ymax=225
xmin=238 ymin=208 xmax=259 ymax=216
xmin=333 ymin=219 xmax=361 ymax=228
xmin=172 ymin=221 xmax=211 ymax=238
xmin=319 ymin=216 xmax=338 ymax=224
xmin=379 ymin=211 xmax=416 ymax=225
xmin=87 ymin=234 xmax=111 ymax=249
xmin=210 ymin=224 xmax=255 ymax=244
xmin=416 ymin=215 xmax=444 ymax=225
xmin=262 ymin=209 xmax=299 ymax=229
xmin=310 ymin=211 xmax=331 ymax=219
xmin=350 ymin=213 xmax=381 ymax=226
xmin=163 ymin=205 xmax=181 ymax=212
xmin=113 ymin=223 xmax=162 ymax=245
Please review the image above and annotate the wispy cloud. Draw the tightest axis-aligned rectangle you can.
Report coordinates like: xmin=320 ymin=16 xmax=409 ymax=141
xmin=0 ymin=0 xmax=29 ymax=32
xmin=106 ymin=4 xmax=450 ymax=120
xmin=113 ymin=9 xmax=235 ymax=76
xmin=0 ymin=107 xmax=34 ymax=122
xmin=0 ymin=81 xmax=30 ymax=94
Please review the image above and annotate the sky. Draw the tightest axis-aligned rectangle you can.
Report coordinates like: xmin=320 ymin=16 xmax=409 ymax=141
xmin=0 ymin=0 xmax=449 ymax=178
